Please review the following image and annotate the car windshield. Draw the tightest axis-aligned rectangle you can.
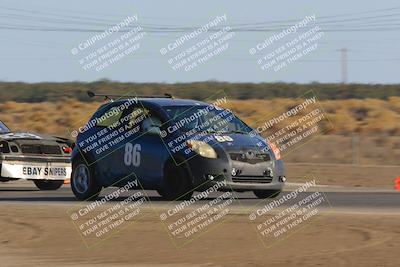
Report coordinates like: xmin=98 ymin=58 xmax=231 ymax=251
xmin=164 ymin=105 xmax=253 ymax=134
xmin=0 ymin=121 xmax=10 ymax=133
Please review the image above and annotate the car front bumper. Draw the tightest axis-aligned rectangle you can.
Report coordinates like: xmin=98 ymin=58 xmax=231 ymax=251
xmin=0 ymin=156 xmax=71 ymax=180
xmin=207 ymin=180 xmax=285 ymax=191
xmin=185 ymin=153 xmax=286 ymax=192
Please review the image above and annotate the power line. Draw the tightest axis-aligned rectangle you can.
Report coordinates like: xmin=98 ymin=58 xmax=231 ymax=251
xmin=2 ymin=5 xmax=400 ymax=33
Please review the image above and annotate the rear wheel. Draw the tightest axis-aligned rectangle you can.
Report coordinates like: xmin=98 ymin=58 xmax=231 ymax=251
xmin=33 ymin=180 xmax=64 ymax=190
xmin=158 ymin=162 xmax=193 ymax=201
xmin=71 ymin=158 xmax=102 ymax=200
xmin=253 ymin=190 xmax=281 ymax=199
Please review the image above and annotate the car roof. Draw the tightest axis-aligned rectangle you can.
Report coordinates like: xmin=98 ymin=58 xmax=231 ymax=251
xmin=117 ymin=98 xmax=209 ymax=107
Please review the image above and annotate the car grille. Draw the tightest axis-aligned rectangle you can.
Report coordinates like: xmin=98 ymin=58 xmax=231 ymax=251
xmin=232 ymin=176 xmax=273 ymax=184
xmin=229 ymin=152 xmax=270 ymax=164
xmin=21 ymin=144 xmax=61 ymax=155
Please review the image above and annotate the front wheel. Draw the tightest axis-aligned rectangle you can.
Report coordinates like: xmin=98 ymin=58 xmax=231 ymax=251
xmin=253 ymin=190 xmax=281 ymax=199
xmin=158 ymin=162 xmax=193 ymax=201
xmin=71 ymin=159 xmax=102 ymax=200
xmin=33 ymin=180 xmax=64 ymax=190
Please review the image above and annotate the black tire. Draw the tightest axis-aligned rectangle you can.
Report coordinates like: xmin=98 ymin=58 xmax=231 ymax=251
xmin=33 ymin=180 xmax=64 ymax=190
xmin=253 ymin=190 xmax=281 ymax=199
xmin=0 ymin=177 xmax=11 ymax=182
xmin=158 ymin=161 xmax=193 ymax=201
xmin=71 ymin=158 xmax=102 ymax=200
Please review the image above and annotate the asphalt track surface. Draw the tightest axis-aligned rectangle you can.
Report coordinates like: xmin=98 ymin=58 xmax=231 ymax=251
xmin=0 ymin=183 xmax=399 ymax=210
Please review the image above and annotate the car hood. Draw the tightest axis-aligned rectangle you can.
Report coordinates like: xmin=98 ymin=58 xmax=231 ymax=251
xmin=197 ymin=133 xmax=268 ymax=152
xmin=0 ymin=131 xmax=65 ymax=143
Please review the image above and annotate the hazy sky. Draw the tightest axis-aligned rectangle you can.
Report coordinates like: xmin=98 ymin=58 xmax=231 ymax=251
xmin=0 ymin=0 xmax=399 ymax=84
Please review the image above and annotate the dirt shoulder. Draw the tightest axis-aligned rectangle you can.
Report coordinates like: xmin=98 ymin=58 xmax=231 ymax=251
xmin=286 ymin=163 xmax=400 ymax=188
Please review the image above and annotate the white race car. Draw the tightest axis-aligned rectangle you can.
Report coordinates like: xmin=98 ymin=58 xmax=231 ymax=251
xmin=0 ymin=120 xmax=72 ymax=190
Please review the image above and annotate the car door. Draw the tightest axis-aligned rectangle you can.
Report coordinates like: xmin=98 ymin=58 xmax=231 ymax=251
xmin=98 ymin=104 xmax=169 ymax=189
xmin=124 ymin=105 xmax=170 ymax=188
xmin=93 ymin=104 xmax=137 ymax=186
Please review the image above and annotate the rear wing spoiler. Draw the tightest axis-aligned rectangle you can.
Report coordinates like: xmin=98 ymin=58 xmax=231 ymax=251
xmin=87 ymin=91 xmax=173 ymax=101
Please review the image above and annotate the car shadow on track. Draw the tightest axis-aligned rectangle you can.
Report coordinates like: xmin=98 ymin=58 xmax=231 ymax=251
xmin=0 ymin=196 xmax=258 ymax=202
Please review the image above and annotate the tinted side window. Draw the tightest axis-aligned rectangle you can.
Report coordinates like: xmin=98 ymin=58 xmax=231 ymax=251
xmin=96 ymin=107 xmax=124 ymax=128
xmin=126 ymin=107 xmax=150 ymax=130
xmin=126 ymin=107 xmax=162 ymax=134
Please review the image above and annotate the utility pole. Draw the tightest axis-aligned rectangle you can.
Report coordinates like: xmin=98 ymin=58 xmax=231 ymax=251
xmin=340 ymin=47 xmax=348 ymax=84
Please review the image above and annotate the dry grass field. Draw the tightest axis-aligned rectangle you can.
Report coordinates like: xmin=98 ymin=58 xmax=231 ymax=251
xmin=1 ymin=97 xmax=400 ymax=136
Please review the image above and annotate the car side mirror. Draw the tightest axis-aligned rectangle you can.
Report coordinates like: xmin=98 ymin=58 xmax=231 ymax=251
xmin=147 ymin=126 xmax=161 ymax=135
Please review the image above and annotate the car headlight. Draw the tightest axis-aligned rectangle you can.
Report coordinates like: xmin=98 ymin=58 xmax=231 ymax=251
xmin=267 ymin=141 xmax=281 ymax=160
xmin=186 ymin=140 xmax=217 ymax=159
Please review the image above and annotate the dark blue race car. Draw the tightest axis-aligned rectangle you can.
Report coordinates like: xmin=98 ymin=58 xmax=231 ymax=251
xmin=70 ymin=91 xmax=286 ymax=200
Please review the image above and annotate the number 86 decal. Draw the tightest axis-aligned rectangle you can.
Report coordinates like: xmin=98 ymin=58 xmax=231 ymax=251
xmin=124 ymin=143 xmax=141 ymax=167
